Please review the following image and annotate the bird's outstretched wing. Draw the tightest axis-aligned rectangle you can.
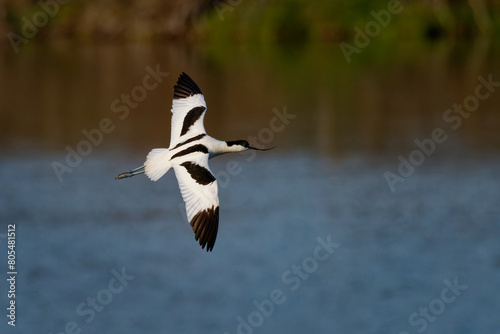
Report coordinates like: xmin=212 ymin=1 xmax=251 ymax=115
xmin=172 ymin=153 xmax=219 ymax=251
xmin=169 ymin=73 xmax=208 ymax=149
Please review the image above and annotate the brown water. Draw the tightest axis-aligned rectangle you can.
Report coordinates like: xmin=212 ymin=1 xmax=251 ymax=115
xmin=1 ymin=40 xmax=499 ymax=157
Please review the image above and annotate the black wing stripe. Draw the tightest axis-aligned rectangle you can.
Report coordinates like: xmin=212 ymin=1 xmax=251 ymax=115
xmin=171 ymin=144 xmax=209 ymax=160
xmin=171 ymin=134 xmax=206 ymax=150
xmin=180 ymin=161 xmax=216 ymax=185
xmin=180 ymin=106 xmax=206 ymax=136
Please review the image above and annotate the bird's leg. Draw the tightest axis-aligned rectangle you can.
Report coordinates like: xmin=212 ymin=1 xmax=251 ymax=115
xmin=115 ymin=166 xmax=145 ymax=180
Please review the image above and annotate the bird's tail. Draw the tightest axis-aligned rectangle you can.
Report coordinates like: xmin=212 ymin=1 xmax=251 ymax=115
xmin=144 ymin=148 xmax=172 ymax=181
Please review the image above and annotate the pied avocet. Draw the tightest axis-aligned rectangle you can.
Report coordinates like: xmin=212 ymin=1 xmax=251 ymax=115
xmin=115 ymin=72 xmax=272 ymax=252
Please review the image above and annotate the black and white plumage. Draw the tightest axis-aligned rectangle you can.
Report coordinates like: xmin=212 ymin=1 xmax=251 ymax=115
xmin=116 ymin=72 xmax=272 ymax=252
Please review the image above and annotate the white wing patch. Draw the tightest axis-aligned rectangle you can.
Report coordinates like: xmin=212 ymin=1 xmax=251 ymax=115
xmin=172 ymin=153 xmax=219 ymax=251
xmin=169 ymin=73 xmax=208 ymax=149
xmin=170 ymin=95 xmax=207 ymax=147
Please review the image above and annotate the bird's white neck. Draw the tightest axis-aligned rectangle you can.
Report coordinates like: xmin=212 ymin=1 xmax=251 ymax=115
xmin=206 ymin=138 xmax=246 ymax=158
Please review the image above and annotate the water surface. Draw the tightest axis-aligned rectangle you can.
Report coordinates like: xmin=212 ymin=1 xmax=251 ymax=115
xmin=0 ymin=41 xmax=499 ymax=334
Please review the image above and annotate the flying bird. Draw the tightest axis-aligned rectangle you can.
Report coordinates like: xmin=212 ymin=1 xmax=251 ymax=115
xmin=115 ymin=72 xmax=272 ymax=252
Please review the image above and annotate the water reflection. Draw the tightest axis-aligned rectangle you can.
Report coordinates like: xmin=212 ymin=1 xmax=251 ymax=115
xmin=1 ymin=40 xmax=499 ymax=157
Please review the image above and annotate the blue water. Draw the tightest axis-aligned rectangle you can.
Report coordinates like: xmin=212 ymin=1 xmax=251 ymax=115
xmin=1 ymin=150 xmax=499 ymax=334
xmin=2 ymin=40 xmax=500 ymax=334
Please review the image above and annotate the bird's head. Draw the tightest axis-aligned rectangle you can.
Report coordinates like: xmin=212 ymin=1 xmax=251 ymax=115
xmin=225 ymin=140 xmax=275 ymax=152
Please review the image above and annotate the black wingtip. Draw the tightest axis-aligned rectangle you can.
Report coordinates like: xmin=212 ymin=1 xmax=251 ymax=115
xmin=174 ymin=72 xmax=202 ymax=100
xmin=190 ymin=206 xmax=219 ymax=252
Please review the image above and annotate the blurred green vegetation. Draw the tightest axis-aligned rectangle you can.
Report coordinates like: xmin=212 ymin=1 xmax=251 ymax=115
xmin=192 ymin=0 xmax=497 ymax=70
xmin=197 ymin=0 xmax=498 ymax=44
xmin=2 ymin=0 xmax=499 ymax=43
xmin=2 ymin=0 xmax=499 ymax=62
